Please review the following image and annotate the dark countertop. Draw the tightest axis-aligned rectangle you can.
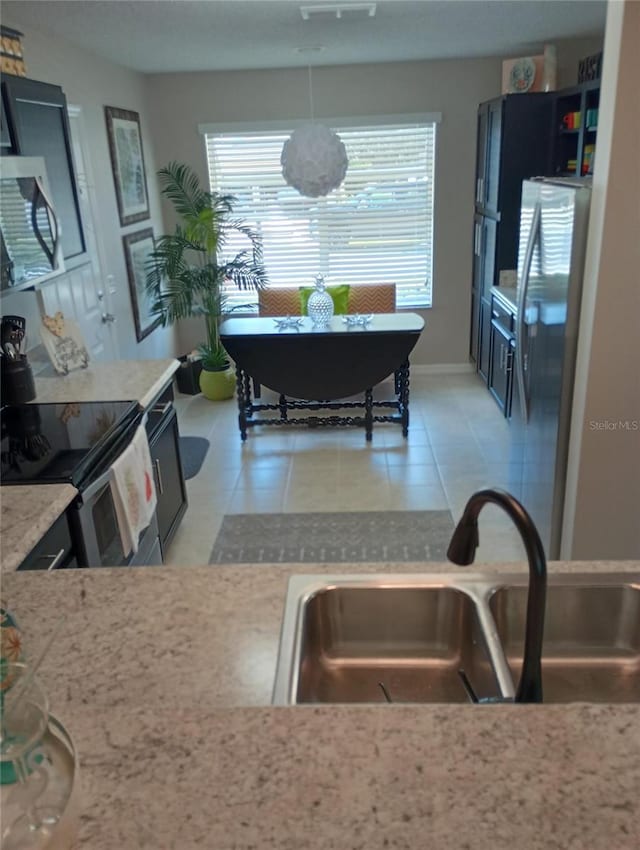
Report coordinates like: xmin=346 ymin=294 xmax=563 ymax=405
xmin=491 ymin=285 xmax=518 ymax=314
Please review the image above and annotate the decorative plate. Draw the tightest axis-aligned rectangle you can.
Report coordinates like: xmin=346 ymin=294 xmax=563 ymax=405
xmin=40 ymin=313 xmax=90 ymax=375
xmin=508 ymin=57 xmax=536 ymax=93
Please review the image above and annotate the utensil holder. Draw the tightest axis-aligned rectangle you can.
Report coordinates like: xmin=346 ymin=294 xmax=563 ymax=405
xmin=1 ymin=355 xmax=36 ymax=403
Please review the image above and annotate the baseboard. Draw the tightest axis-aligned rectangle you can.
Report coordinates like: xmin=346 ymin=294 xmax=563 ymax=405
xmin=411 ymin=363 xmax=476 ymax=375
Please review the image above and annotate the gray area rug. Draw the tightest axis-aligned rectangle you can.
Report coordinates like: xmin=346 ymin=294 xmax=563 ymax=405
xmin=180 ymin=437 xmax=210 ymax=480
xmin=209 ymin=511 xmax=455 ymax=564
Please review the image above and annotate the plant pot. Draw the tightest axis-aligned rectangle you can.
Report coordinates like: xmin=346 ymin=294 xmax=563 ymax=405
xmin=199 ymin=363 xmax=235 ymax=401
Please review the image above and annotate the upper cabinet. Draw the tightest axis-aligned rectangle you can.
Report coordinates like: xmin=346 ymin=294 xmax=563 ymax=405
xmin=475 ymin=94 xmax=554 ymax=221
xmin=1 ymin=75 xmax=86 ymax=266
xmin=551 ymin=80 xmax=600 ymax=178
xmin=475 ymin=99 xmax=503 ymax=214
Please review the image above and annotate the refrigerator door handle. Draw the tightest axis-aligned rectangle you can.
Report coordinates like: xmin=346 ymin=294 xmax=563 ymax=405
xmin=516 ymin=201 xmax=541 ymax=423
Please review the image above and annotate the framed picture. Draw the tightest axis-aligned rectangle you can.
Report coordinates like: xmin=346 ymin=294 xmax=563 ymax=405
xmin=105 ymin=106 xmax=150 ymax=226
xmin=123 ymin=228 xmax=161 ymax=342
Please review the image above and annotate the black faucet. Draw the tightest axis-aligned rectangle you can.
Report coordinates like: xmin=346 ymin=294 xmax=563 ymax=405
xmin=447 ymin=488 xmax=547 ymax=703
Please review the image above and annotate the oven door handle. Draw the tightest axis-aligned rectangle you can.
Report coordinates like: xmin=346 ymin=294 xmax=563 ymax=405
xmin=79 ymin=413 xmax=149 ymax=500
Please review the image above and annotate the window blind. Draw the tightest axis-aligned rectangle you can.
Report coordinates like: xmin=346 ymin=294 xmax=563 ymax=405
xmin=203 ymin=121 xmax=436 ymax=309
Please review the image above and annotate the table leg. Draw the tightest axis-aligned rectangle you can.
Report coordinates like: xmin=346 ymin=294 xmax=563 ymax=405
xmin=398 ymin=359 xmax=410 ymax=437
xmin=365 ymin=387 xmax=373 ymax=441
xmin=235 ymin=365 xmax=248 ymax=441
xmin=243 ymin=372 xmax=254 ymax=418
xmin=279 ymin=394 xmax=288 ymax=422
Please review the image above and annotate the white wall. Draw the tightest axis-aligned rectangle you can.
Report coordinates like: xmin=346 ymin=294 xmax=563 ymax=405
xmin=0 ymin=15 xmax=177 ymax=361
xmin=562 ymin=0 xmax=640 ymax=559
xmin=144 ymin=37 xmax=601 ymax=363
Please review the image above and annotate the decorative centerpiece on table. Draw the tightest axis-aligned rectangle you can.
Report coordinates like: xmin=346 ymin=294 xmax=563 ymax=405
xmin=305 ymin=275 xmax=334 ymax=326
xmin=146 ymin=162 xmax=267 ymax=401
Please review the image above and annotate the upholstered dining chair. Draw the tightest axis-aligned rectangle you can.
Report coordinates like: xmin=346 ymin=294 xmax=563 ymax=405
xmin=258 ymin=283 xmax=396 ymax=317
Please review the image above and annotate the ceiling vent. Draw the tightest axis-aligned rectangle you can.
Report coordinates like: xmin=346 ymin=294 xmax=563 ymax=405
xmin=300 ymin=3 xmax=377 ymax=21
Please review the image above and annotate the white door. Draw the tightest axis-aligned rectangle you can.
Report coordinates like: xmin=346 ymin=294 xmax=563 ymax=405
xmin=37 ymin=105 xmax=118 ymax=361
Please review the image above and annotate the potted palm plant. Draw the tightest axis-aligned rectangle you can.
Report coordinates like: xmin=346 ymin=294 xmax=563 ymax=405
xmin=146 ymin=161 xmax=267 ymax=400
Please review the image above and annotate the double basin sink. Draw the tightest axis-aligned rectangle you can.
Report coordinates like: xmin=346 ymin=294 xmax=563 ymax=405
xmin=272 ymin=573 xmax=640 ymax=705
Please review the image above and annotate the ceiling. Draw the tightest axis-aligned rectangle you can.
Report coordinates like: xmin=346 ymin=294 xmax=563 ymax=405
xmin=4 ymin=0 xmax=607 ymax=74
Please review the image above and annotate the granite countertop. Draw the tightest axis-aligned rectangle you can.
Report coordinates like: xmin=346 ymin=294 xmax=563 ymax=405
xmin=32 ymin=358 xmax=180 ymax=408
xmin=2 ymin=561 xmax=639 ymax=848
xmin=0 ymin=483 xmax=78 ymax=573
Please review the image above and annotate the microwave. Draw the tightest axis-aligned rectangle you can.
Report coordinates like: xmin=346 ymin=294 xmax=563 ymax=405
xmin=0 ymin=156 xmax=65 ymax=292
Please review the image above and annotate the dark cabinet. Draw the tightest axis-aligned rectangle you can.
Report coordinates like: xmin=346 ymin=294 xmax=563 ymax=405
xmin=470 ymin=93 xmax=553 ymax=373
xmin=147 ymin=400 xmax=188 ymax=557
xmin=489 ymin=320 xmax=514 ymax=415
xmin=478 ymin=296 xmax=492 ymax=381
xmin=469 ymin=287 xmax=480 ymax=363
xmin=476 ymin=99 xmax=503 ymax=213
xmin=18 ymin=511 xmax=76 ymax=571
xmin=487 ymin=294 xmax=516 ymax=417
xmin=551 ymin=80 xmax=599 ymax=177
xmin=1 ymin=75 xmax=86 ymax=264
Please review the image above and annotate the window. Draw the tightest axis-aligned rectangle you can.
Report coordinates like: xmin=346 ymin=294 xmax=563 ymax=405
xmin=203 ymin=118 xmax=437 ymax=309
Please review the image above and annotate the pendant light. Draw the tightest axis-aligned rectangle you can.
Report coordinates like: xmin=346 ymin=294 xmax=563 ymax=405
xmin=281 ymin=65 xmax=348 ymax=198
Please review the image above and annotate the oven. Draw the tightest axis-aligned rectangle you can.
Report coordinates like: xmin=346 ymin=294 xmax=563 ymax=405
xmin=1 ymin=400 xmax=163 ymax=568
xmin=69 ymin=409 xmax=163 ymax=567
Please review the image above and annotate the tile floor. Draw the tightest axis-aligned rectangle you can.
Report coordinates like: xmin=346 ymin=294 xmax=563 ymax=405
xmin=165 ymin=372 xmax=528 ymax=566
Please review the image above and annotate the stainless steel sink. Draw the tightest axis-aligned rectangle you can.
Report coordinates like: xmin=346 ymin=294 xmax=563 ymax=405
xmin=272 ymin=573 xmax=640 ymax=705
xmin=490 ymin=583 xmax=640 ymax=703
xmin=297 ymin=585 xmax=499 ymax=704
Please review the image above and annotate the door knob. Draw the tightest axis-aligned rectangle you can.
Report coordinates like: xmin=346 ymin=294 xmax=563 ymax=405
xmin=101 ymin=312 xmax=116 ymax=324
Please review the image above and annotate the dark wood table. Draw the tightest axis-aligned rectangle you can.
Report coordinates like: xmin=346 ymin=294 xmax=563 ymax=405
xmin=219 ymin=313 xmax=425 ymax=441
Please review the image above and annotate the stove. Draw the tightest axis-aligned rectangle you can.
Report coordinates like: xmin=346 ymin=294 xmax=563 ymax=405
xmin=1 ymin=400 xmax=140 ymax=488
xmin=1 ymin=399 xmax=162 ymax=569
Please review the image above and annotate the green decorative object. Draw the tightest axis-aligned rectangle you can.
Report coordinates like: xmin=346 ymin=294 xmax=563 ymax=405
xmin=146 ymin=162 xmax=267 ymax=395
xmin=300 ymin=283 xmax=350 ymax=316
xmin=199 ymin=364 xmax=235 ymax=401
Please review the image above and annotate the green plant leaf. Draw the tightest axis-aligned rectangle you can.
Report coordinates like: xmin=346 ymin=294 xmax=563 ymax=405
xmin=146 ymin=160 xmax=268 ymax=350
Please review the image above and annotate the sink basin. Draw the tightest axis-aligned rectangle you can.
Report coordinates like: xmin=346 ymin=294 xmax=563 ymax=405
xmin=273 ymin=573 xmax=640 ymax=706
xmin=296 ymin=585 xmax=499 ymax=703
xmin=490 ymin=583 xmax=640 ymax=703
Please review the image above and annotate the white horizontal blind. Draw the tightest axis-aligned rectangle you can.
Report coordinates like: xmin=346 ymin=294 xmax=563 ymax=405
xmin=204 ymin=121 xmax=436 ymax=309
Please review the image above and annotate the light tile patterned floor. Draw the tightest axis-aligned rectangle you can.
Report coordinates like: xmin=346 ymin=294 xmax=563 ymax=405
xmin=165 ymin=373 xmax=527 ymax=566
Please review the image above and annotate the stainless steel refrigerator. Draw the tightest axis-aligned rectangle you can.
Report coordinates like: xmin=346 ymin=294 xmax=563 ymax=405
xmin=507 ymin=177 xmax=591 ymax=559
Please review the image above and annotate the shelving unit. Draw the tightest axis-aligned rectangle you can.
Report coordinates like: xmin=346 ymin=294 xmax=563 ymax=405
xmin=552 ymin=80 xmax=600 ymax=178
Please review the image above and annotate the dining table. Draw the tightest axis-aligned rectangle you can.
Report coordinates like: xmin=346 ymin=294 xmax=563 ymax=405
xmin=219 ymin=312 xmax=425 ymax=441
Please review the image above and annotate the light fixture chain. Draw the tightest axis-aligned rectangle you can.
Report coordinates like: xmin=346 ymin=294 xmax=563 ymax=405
xmin=308 ymin=65 xmax=315 ymax=122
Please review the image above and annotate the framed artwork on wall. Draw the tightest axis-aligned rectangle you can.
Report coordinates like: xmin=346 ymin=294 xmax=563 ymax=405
xmin=105 ymin=105 xmax=150 ymax=226
xmin=123 ymin=228 xmax=161 ymax=342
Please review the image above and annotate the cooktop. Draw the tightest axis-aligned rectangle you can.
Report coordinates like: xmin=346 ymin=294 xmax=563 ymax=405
xmin=0 ymin=400 xmax=139 ymax=487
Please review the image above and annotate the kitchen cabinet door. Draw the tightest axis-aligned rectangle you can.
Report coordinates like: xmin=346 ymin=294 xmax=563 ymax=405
xmin=478 ymin=296 xmax=492 ymax=382
xmin=475 ymin=104 xmax=488 ymax=205
xmin=480 ymin=215 xmax=498 ymax=297
xmin=469 ymin=287 xmax=480 ymax=363
xmin=2 ymin=75 xmax=86 ymax=265
xmin=488 ymin=319 xmax=514 ymax=416
xmin=149 ymin=405 xmax=188 ymax=556
xmin=484 ymin=100 xmax=503 ymax=214
xmin=18 ymin=511 xmax=76 ymax=571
